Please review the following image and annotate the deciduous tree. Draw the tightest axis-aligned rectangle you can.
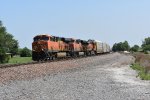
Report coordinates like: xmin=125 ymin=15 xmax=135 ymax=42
xmin=20 ymin=47 xmax=32 ymax=57
xmin=112 ymin=41 xmax=130 ymax=52
xmin=0 ymin=20 xmax=18 ymax=63
xmin=142 ymin=37 xmax=150 ymax=52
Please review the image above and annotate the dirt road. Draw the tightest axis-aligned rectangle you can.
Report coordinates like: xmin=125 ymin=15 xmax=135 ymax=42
xmin=0 ymin=53 xmax=150 ymax=100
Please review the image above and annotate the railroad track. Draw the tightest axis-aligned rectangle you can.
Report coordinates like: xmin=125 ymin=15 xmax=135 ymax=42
xmin=0 ymin=53 xmax=112 ymax=69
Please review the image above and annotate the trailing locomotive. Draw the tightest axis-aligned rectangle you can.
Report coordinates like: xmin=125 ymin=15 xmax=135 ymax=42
xmin=32 ymin=34 xmax=111 ymax=61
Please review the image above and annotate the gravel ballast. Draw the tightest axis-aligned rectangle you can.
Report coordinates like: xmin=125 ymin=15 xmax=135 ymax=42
xmin=0 ymin=53 xmax=150 ymax=100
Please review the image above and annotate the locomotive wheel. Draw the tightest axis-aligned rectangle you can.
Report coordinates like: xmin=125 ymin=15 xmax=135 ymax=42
xmin=76 ymin=52 xmax=79 ymax=57
xmin=73 ymin=52 xmax=78 ymax=58
xmin=52 ymin=53 xmax=57 ymax=60
xmin=48 ymin=57 xmax=52 ymax=60
xmin=73 ymin=52 xmax=76 ymax=58
xmin=84 ymin=52 xmax=87 ymax=56
xmin=91 ymin=51 xmax=96 ymax=55
xmin=52 ymin=56 xmax=56 ymax=60
xmin=38 ymin=51 xmax=47 ymax=61
xmin=87 ymin=51 xmax=91 ymax=56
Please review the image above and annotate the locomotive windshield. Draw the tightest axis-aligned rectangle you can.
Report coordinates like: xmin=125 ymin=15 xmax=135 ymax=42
xmin=34 ymin=36 xmax=49 ymax=41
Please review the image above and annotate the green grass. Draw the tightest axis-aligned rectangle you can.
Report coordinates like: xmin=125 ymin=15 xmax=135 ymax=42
xmin=8 ymin=56 xmax=33 ymax=64
xmin=130 ymin=63 xmax=150 ymax=80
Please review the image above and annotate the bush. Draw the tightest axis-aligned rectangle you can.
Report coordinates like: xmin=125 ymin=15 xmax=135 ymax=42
xmin=0 ymin=47 xmax=10 ymax=63
xmin=142 ymin=45 xmax=150 ymax=53
xmin=142 ymin=37 xmax=150 ymax=52
xmin=20 ymin=47 xmax=32 ymax=57
xmin=130 ymin=45 xmax=139 ymax=52
xmin=0 ymin=54 xmax=9 ymax=63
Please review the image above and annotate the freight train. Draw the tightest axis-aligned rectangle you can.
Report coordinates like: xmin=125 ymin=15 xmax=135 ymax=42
xmin=32 ymin=34 xmax=111 ymax=61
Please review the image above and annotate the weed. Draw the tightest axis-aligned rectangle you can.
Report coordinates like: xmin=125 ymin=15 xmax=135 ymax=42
xmin=131 ymin=63 xmax=150 ymax=80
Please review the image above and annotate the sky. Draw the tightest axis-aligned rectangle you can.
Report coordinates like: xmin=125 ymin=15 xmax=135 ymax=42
xmin=0 ymin=0 xmax=150 ymax=49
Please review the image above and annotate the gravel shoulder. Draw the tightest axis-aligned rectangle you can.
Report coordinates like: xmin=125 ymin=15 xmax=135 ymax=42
xmin=0 ymin=52 xmax=150 ymax=100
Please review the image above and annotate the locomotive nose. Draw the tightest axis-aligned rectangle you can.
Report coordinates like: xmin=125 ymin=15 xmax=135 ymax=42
xmin=32 ymin=41 xmax=48 ymax=52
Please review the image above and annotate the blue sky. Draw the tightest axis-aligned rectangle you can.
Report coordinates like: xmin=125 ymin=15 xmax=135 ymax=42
xmin=0 ymin=0 xmax=150 ymax=49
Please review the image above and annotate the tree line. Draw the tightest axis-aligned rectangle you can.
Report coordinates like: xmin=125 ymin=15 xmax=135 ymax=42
xmin=0 ymin=20 xmax=31 ymax=63
xmin=112 ymin=37 xmax=150 ymax=53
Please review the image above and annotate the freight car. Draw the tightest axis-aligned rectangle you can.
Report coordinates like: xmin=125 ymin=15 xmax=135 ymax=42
xmin=32 ymin=34 xmax=111 ymax=61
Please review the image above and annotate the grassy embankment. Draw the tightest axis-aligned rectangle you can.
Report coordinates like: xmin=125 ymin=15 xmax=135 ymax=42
xmin=131 ymin=53 xmax=150 ymax=80
xmin=8 ymin=56 xmax=32 ymax=64
xmin=131 ymin=63 xmax=150 ymax=80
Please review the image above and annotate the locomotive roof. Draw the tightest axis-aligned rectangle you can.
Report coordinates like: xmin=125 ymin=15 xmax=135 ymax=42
xmin=34 ymin=34 xmax=51 ymax=38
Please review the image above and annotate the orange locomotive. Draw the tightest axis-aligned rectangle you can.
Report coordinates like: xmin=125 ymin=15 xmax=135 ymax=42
xmin=32 ymin=34 xmax=110 ymax=61
xmin=32 ymin=34 xmax=69 ymax=61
